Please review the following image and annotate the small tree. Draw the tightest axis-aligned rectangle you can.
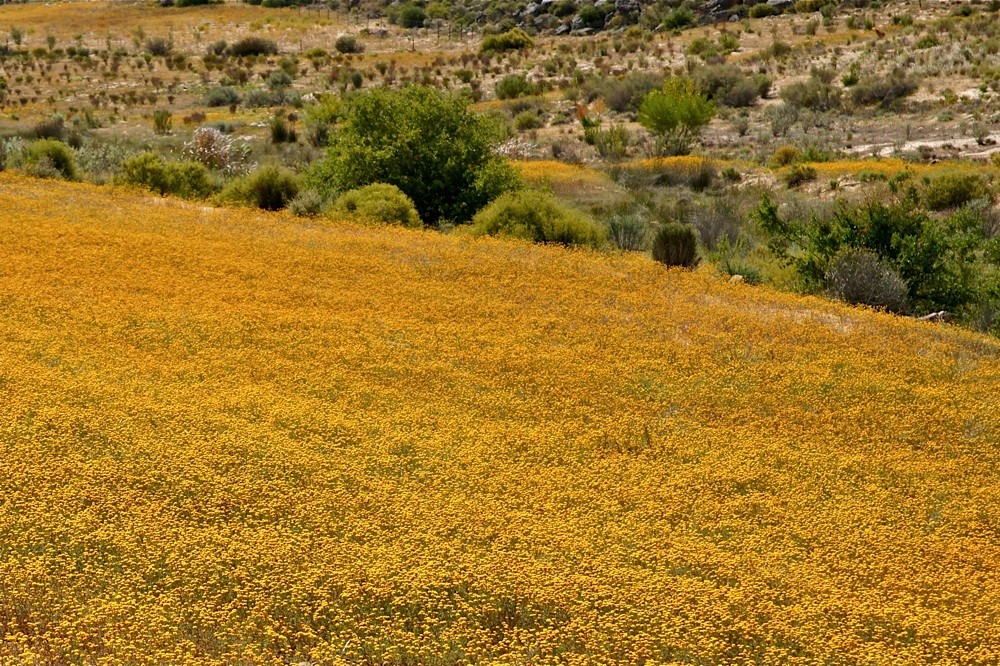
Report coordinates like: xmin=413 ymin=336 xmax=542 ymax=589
xmin=638 ymin=78 xmax=715 ymax=156
xmin=309 ymin=86 xmax=520 ymax=225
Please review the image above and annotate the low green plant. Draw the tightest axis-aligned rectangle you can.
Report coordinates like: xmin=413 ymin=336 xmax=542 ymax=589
xmin=652 ymin=223 xmax=699 ymax=268
xmin=480 ymin=27 xmax=534 ymax=53
xmin=333 ymin=183 xmax=422 ymax=228
xmin=152 ymin=109 xmax=172 ymax=135
xmin=120 ymin=151 xmax=213 ymax=199
xmin=25 ymin=139 xmax=77 ymax=180
xmin=924 ymin=172 xmax=990 ymax=211
xmin=471 ymin=189 xmax=606 ymax=248
xmin=220 ymin=164 xmax=299 ymax=210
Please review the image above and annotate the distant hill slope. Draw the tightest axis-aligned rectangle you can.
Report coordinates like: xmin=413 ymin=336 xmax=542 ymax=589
xmin=1 ymin=173 xmax=999 ymax=665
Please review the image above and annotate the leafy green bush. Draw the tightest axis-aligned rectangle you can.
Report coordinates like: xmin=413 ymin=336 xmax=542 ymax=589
xmin=309 ymin=86 xmax=520 ymax=225
xmin=333 ymin=183 xmax=422 ymax=228
xmin=221 ymin=164 xmax=299 ymax=210
xmin=652 ymin=223 xmax=699 ymax=268
xmin=825 ymin=248 xmax=909 ymax=313
xmin=203 ymin=86 xmax=242 ymax=107
xmin=495 ymin=74 xmax=534 ymax=100
xmin=638 ymin=78 xmax=715 ymax=156
xmin=397 ymin=4 xmax=428 ymax=28
xmin=471 ymin=189 xmax=606 ymax=248
xmin=120 ymin=152 xmax=214 ymax=199
xmin=335 ymin=35 xmax=364 ymax=54
xmin=227 ymin=36 xmax=278 ymax=57
xmin=25 ymin=139 xmax=77 ymax=180
xmin=480 ymin=27 xmax=533 ymax=53
xmin=662 ymin=7 xmax=695 ymax=30
xmin=924 ymin=173 xmax=990 ymax=211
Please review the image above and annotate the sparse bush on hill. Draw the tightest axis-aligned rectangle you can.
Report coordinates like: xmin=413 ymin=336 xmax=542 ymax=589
xmin=203 ymin=86 xmax=242 ymax=108
xmin=227 ymin=36 xmax=278 ymax=57
xmin=334 ymin=183 xmax=422 ymax=228
xmin=780 ymin=74 xmax=841 ymax=111
xmin=30 ymin=116 xmax=65 ymax=141
xmin=851 ymin=70 xmax=919 ymax=107
xmin=335 ymin=35 xmax=364 ymax=54
xmin=309 ymin=86 xmax=520 ymax=225
xmin=495 ymin=74 xmax=535 ymax=100
xmin=471 ymin=189 xmax=606 ymax=248
xmin=694 ymin=64 xmax=770 ymax=108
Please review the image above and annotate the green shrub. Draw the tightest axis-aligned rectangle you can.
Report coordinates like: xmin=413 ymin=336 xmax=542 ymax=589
xmin=204 ymin=86 xmax=241 ymax=107
xmin=651 ymin=223 xmax=699 ymax=268
xmin=591 ymin=124 xmax=630 ymax=160
xmin=309 ymin=86 xmax=520 ymax=225
xmin=495 ymin=74 xmax=534 ymax=100
xmin=152 ymin=109 xmax=172 ymax=135
xmin=753 ymin=196 xmax=982 ymax=313
xmin=471 ymin=189 xmax=606 ymax=248
xmin=221 ymin=164 xmax=299 ymax=210
xmin=607 ymin=213 xmax=649 ymax=251
xmin=25 ymin=139 xmax=77 ymax=180
xmin=480 ymin=27 xmax=533 ymax=53
xmin=694 ymin=64 xmax=770 ymax=108
xmin=577 ymin=5 xmax=605 ymax=29
xmin=244 ymin=88 xmax=283 ymax=108
xmin=287 ymin=189 xmax=326 ymax=217
xmin=638 ymin=78 xmax=715 ymax=156
xmin=770 ymin=144 xmax=800 ymax=167
xmin=514 ymin=110 xmax=544 ymax=131
xmin=335 ymin=34 xmax=364 ymax=54
xmin=603 ymin=72 xmax=664 ymax=113
xmin=924 ymin=173 xmax=990 ymax=211
xmin=851 ymin=71 xmax=919 ymax=107
xmin=120 ymin=152 xmax=213 ymax=199
xmin=825 ymin=248 xmax=909 ymax=313
xmin=397 ymin=4 xmax=428 ymax=28
xmin=784 ymin=164 xmax=817 ymax=188
xmin=662 ymin=7 xmax=695 ymax=30
xmin=333 ymin=183 xmax=422 ymax=228
xmin=749 ymin=4 xmax=780 ymax=18
xmin=269 ymin=115 xmax=297 ymax=144
xmin=31 ymin=116 xmax=65 ymax=140
xmin=780 ymin=76 xmax=841 ymax=111
xmin=227 ymin=36 xmax=278 ymax=57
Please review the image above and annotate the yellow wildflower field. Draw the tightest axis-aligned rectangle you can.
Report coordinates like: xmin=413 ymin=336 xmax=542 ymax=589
xmin=1 ymin=173 xmax=999 ymax=665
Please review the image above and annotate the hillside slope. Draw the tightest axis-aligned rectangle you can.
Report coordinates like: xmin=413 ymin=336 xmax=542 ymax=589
xmin=1 ymin=174 xmax=999 ymax=665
